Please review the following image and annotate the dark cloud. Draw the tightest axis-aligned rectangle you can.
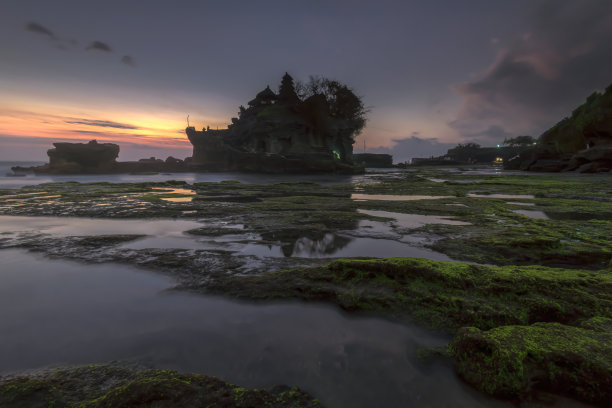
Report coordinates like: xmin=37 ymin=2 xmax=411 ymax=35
xmin=65 ymin=119 xmax=138 ymax=129
xmin=121 ymin=55 xmax=136 ymax=67
xmin=450 ymin=0 xmax=612 ymax=140
xmin=69 ymin=130 xmax=111 ymax=136
xmin=447 ymin=124 xmax=514 ymax=146
xmin=24 ymin=21 xmax=79 ymax=50
xmin=369 ymin=133 xmax=455 ymax=163
xmin=25 ymin=23 xmax=132 ymax=63
xmin=25 ymin=22 xmax=55 ymax=38
xmin=85 ymin=41 xmax=112 ymax=52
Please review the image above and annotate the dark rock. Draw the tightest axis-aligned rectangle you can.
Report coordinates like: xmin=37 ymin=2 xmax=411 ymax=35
xmin=45 ymin=140 xmax=119 ymax=174
xmin=353 ymin=153 xmax=393 ymax=168
xmin=527 ymin=159 xmax=569 ymax=172
xmin=165 ymin=156 xmax=181 ymax=165
xmin=577 ymin=162 xmax=596 ymax=173
xmin=187 ymin=73 xmax=366 ymax=174
xmin=573 ymin=145 xmax=612 ymax=162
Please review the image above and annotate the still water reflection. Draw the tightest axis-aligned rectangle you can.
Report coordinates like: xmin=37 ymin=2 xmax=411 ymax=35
xmin=0 ymin=215 xmax=453 ymax=261
xmin=0 ymin=249 xmax=510 ymax=408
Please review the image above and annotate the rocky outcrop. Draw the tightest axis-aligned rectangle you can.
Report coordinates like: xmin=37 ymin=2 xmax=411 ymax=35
xmin=11 ymin=141 xmax=191 ymax=175
xmin=44 ymin=140 xmax=119 ymax=173
xmin=506 ymin=83 xmax=612 ymax=172
xmin=187 ymin=73 xmax=365 ymax=174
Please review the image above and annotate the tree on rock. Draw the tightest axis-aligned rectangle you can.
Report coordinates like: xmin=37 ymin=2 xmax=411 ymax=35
xmin=503 ymin=135 xmax=536 ymax=147
xmin=295 ymin=75 xmax=368 ymax=136
xmin=278 ymin=72 xmax=300 ymax=105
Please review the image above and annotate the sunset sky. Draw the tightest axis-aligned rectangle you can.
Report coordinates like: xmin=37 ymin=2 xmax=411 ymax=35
xmin=1 ymin=0 xmax=611 ymax=162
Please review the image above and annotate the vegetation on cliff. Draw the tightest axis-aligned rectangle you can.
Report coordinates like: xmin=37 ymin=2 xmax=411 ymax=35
xmin=541 ymin=83 xmax=612 ymax=154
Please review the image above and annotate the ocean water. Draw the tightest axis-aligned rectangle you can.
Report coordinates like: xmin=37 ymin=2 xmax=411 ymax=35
xmin=0 ymin=161 xmax=364 ymax=189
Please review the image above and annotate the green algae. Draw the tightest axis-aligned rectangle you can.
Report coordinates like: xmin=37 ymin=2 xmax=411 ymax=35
xmin=0 ymin=365 xmax=322 ymax=408
xmin=450 ymin=323 xmax=612 ymax=404
xmin=206 ymin=257 xmax=612 ymax=332
xmin=429 ymin=216 xmax=612 ymax=269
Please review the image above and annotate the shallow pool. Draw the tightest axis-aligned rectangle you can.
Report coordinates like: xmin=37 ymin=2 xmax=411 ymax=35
xmin=0 ymin=249 xmax=510 ymax=408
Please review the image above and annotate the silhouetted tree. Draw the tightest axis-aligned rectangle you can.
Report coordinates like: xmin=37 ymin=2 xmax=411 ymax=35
xmin=295 ymin=75 xmax=368 ymax=135
xmin=278 ymin=72 xmax=300 ymax=105
xmin=446 ymin=143 xmax=482 ymax=161
xmin=503 ymin=135 xmax=536 ymax=146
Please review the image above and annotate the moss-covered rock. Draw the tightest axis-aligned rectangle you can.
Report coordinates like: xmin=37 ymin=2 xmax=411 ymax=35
xmin=206 ymin=257 xmax=612 ymax=332
xmin=0 ymin=365 xmax=322 ymax=408
xmin=450 ymin=323 xmax=612 ymax=404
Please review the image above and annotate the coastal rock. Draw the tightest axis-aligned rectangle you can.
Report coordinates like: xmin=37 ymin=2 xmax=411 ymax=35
xmin=526 ymin=159 xmax=569 ymax=172
xmin=451 ymin=323 xmax=612 ymax=404
xmin=46 ymin=139 xmax=119 ymax=173
xmin=187 ymin=73 xmax=366 ymax=174
xmin=507 ymin=83 xmax=612 ymax=172
xmin=574 ymin=145 xmax=612 ymax=163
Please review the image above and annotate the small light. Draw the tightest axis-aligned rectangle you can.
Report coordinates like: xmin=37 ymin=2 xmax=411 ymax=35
xmin=497 ymin=144 xmax=500 ymax=148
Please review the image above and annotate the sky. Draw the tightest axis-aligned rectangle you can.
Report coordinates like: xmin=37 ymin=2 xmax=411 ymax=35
xmin=1 ymin=0 xmax=611 ymax=162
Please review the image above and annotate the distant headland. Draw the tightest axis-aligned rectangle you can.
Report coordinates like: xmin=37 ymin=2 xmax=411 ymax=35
xmin=504 ymin=83 xmax=612 ymax=172
xmin=408 ymin=83 xmax=612 ymax=172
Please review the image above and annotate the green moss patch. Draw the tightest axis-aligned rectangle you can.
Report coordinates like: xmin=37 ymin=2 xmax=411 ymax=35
xmin=0 ymin=365 xmax=322 ymax=408
xmin=450 ymin=322 xmax=612 ymax=404
xmin=430 ymin=219 xmax=612 ymax=270
xmin=206 ymin=257 xmax=611 ymax=332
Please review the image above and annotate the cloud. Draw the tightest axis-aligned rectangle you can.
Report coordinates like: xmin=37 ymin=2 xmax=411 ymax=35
xmin=450 ymin=0 xmax=612 ymax=141
xmin=69 ymin=130 xmax=112 ymax=136
xmin=85 ymin=41 xmax=113 ymax=52
xmin=65 ymin=119 xmax=139 ymax=130
xmin=24 ymin=21 xmax=79 ymax=50
xmin=447 ymin=124 xmax=514 ymax=146
xmin=25 ymin=22 xmax=55 ymax=38
xmin=24 ymin=21 xmax=136 ymax=65
xmin=121 ymin=55 xmax=136 ymax=67
xmin=368 ymin=133 xmax=456 ymax=163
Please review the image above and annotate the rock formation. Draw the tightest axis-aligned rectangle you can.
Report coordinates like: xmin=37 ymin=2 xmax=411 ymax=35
xmin=11 ymin=140 xmax=190 ymax=175
xmin=505 ymin=83 xmax=612 ymax=172
xmin=186 ymin=73 xmax=366 ymax=173
xmin=46 ymin=140 xmax=119 ymax=173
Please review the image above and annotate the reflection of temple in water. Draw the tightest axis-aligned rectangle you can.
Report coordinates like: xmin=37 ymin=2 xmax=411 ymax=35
xmin=283 ymin=233 xmax=352 ymax=258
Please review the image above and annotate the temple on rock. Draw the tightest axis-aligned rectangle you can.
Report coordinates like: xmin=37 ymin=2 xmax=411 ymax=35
xmin=186 ymin=73 xmax=365 ymax=173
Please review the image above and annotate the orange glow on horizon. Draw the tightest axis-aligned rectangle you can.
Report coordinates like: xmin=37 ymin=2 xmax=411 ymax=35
xmin=0 ymin=103 xmax=231 ymax=150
